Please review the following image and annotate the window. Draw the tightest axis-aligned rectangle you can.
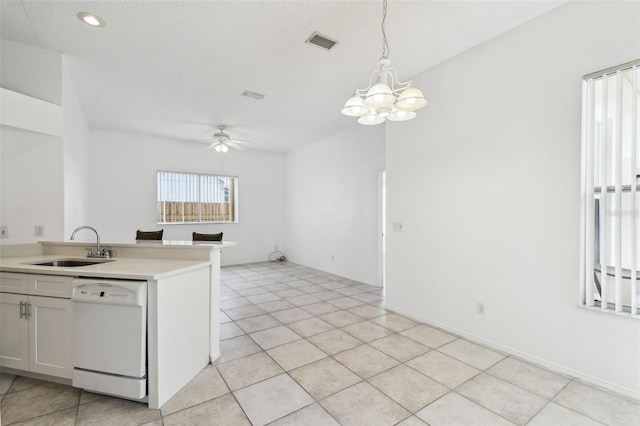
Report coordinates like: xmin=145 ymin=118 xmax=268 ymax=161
xmin=157 ymin=171 xmax=238 ymax=224
xmin=580 ymin=60 xmax=639 ymax=316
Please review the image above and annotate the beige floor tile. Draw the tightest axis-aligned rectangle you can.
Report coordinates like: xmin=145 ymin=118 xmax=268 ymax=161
xmin=267 ymin=339 xmax=327 ymax=371
xmin=351 ymin=292 xmax=384 ymax=304
xmin=438 ymin=339 xmax=506 ymax=369
xmin=320 ymin=310 xmax=364 ymax=327
xmin=220 ymin=321 xmax=246 ymax=339
xmin=216 ymin=335 xmax=263 ymax=364
xmin=271 ymin=307 xmax=314 ymax=324
xmin=0 ymin=372 xmax=16 ymax=395
xmin=334 ymin=344 xmax=399 ymax=379
xmin=553 ymin=381 xmax=640 ymax=426
xmin=274 ymin=288 xmax=306 ymax=298
xmin=263 ymin=283 xmax=291 ymax=292
xmin=370 ymin=334 xmax=430 ymax=363
xmin=416 ymin=392 xmax=515 ymax=426
xmin=370 ymin=313 xmax=419 ymax=332
xmin=9 ymin=407 xmax=77 ymax=426
xmin=76 ymin=395 xmax=160 ymax=426
xmin=236 ymin=314 xmax=282 ymax=333
xmin=250 ymin=325 xmax=301 ymax=350
xmin=334 ymin=286 xmax=365 ymax=297
xmin=221 ymin=297 xmax=253 ymax=310
xmin=247 ymin=292 xmax=281 ymax=304
xmin=369 ymin=364 xmax=449 ymax=412
xmin=287 ymin=294 xmax=323 ymax=306
xmin=457 ymin=373 xmax=547 ymax=424
xmin=224 ymin=304 xmax=266 ymax=320
xmin=312 ymin=290 xmax=344 ymax=301
xmin=1 ymin=382 xmax=80 ymax=424
xmin=342 ymin=320 xmax=394 ymax=342
xmin=161 ymin=364 xmax=230 ymax=416
xmin=321 ymin=381 xmax=410 ymax=426
xmin=5 ymin=376 xmax=50 ymax=393
xmin=527 ymin=402 xmax=604 ymax=426
xmin=395 ymin=416 xmax=428 ymax=426
xmin=234 ymin=374 xmax=314 ymax=426
xmin=288 ymin=317 xmax=335 ymax=337
xmin=289 ymin=357 xmax=361 ymax=400
xmin=347 ymin=304 xmax=388 ymax=319
xmin=256 ymin=299 xmax=296 ymax=313
xmin=488 ymin=357 xmax=570 ymax=398
xmin=303 ymin=302 xmax=342 ymax=316
xmin=268 ymin=403 xmax=340 ymax=426
xmin=216 ymin=352 xmax=284 ymax=391
xmin=236 ymin=287 xmax=270 ymax=296
xmin=400 ymin=325 xmax=457 ymax=348
xmin=219 ymin=310 xmax=232 ymax=323
xmin=163 ymin=393 xmax=250 ymax=426
xmin=406 ymin=350 xmax=480 ymax=389
xmin=328 ymin=297 xmax=364 ymax=309
xmin=308 ymin=329 xmax=364 ymax=355
xmin=318 ymin=281 xmax=347 ymax=290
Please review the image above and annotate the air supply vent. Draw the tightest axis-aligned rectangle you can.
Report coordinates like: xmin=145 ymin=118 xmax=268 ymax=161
xmin=241 ymin=90 xmax=265 ymax=100
xmin=305 ymin=31 xmax=337 ymax=51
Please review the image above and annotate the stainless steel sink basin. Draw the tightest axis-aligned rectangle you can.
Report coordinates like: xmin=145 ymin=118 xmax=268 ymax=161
xmin=28 ymin=259 xmax=115 ymax=267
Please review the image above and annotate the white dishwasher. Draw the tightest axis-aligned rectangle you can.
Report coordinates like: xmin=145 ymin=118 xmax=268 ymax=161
xmin=71 ymin=278 xmax=147 ymax=400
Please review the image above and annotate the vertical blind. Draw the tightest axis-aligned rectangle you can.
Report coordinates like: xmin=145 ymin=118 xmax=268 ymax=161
xmin=157 ymin=171 xmax=237 ymax=223
xmin=581 ymin=59 xmax=639 ymax=316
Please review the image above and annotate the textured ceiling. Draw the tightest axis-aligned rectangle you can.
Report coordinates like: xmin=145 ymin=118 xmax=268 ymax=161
xmin=0 ymin=0 xmax=564 ymax=152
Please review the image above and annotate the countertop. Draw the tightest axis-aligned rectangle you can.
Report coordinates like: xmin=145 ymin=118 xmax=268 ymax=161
xmin=0 ymin=255 xmax=211 ymax=280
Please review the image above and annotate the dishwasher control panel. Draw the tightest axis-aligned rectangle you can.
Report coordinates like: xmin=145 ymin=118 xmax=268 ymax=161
xmin=71 ymin=279 xmax=147 ymax=306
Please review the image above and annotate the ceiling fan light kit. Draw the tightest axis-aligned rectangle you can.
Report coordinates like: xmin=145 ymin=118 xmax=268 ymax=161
xmin=341 ymin=0 xmax=427 ymax=125
xmin=206 ymin=125 xmax=252 ymax=153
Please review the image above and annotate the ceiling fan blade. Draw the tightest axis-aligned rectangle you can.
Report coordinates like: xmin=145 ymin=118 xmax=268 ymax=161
xmin=206 ymin=141 xmax=221 ymax=150
xmin=228 ymin=138 xmax=253 ymax=145
xmin=226 ymin=141 xmax=246 ymax=151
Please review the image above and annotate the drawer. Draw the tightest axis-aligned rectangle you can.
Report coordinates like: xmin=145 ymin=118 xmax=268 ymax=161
xmin=0 ymin=272 xmax=29 ymax=294
xmin=29 ymin=275 xmax=73 ymax=298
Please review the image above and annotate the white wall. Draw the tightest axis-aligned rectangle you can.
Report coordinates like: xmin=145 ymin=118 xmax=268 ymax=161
xmin=386 ymin=0 xmax=640 ymax=398
xmin=62 ymin=57 xmax=91 ymax=237
xmin=284 ymin=125 xmax=385 ymax=286
xmin=87 ymin=129 xmax=284 ymax=265
xmin=0 ymin=40 xmax=65 ymax=244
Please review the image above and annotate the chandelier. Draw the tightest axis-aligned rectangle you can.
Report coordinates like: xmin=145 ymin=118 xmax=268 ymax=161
xmin=341 ymin=0 xmax=427 ymax=125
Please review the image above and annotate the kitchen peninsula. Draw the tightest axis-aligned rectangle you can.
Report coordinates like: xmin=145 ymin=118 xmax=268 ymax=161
xmin=0 ymin=240 xmax=235 ymax=409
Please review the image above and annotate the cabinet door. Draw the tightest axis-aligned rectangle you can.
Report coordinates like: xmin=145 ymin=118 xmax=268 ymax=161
xmin=28 ymin=296 xmax=73 ymax=378
xmin=0 ymin=293 xmax=29 ymax=370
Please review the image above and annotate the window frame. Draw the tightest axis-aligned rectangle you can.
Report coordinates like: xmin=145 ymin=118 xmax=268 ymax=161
xmin=156 ymin=170 xmax=239 ymax=225
xmin=580 ymin=59 xmax=639 ymax=317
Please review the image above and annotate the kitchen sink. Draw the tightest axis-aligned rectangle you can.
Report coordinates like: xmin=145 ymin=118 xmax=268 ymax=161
xmin=27 ymin=259 xmax=115 ymax=267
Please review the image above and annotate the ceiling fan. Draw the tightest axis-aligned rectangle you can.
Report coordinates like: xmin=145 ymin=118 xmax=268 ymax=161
xmin=206 ymin=125 xmax=253 ymax=152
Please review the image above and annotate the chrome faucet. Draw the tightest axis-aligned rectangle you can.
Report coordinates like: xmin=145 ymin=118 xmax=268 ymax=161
xmin=70 ymin=226 xmax=111 ymax=258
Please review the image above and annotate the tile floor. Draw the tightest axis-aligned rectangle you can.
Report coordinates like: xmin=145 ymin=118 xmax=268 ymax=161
xmin=1 ymin=261 xmax=639 ymax=425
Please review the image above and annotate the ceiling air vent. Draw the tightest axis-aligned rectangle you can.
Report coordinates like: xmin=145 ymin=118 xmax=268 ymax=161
xmin=305 ymin=31 xmax=337 ymax=51
xmin=241 ymin=90 xmax=265 ymax=100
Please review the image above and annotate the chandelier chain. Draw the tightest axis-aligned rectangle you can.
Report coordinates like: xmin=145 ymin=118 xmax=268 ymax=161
xmin=381 ymin=0 xmax=389 ymax=59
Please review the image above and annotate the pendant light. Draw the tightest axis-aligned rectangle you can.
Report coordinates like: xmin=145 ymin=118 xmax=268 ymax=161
xmin=341 ymin=0 xmax=427 ymax=125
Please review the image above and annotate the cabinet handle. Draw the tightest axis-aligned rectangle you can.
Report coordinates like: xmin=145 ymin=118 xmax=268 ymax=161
xmin=19 ymin=301 xmax=25 ymax=319
xmin=26 ymin=302 xmax=32 ymax=318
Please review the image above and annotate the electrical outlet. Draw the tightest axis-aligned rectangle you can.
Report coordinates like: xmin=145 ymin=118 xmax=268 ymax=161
xmin=35 ymin=225 xmax=45 ymax=237
xmin=393 ymin=222 xmax=403 ymax=232
xmin=0 ymin=225 xmax=7 ymax=238
xmin=477 ymin=302 xmax=485 ymax=315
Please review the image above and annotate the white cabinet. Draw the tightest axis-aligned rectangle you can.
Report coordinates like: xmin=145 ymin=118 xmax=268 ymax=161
xmin=0 ymin=273 xmax=73 ymax=379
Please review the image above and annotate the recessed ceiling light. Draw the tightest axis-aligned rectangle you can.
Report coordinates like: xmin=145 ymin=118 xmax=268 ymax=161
xmin=77 ymin=12 xmax=105 ymax=27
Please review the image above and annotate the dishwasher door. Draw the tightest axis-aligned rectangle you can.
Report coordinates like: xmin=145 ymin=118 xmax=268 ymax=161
xmin=71 ymin=279 xmax=147 ymax=400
